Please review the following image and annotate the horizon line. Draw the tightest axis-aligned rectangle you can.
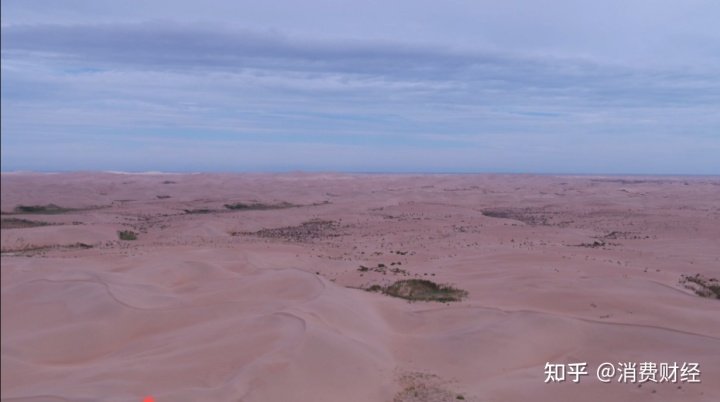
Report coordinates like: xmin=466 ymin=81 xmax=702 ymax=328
xmin=1 ymin=170 xmax=719 ymax=177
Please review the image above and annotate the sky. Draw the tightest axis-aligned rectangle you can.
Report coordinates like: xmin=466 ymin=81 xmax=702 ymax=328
xmin=2 ymin=1 xmax=719 ymax=174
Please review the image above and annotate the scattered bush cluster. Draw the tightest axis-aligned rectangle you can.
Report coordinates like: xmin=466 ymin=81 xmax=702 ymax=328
xmin=362 ymin=279 xmax=468 ymax=302
xmin=117 ymin=230 xmax=138 ymax=241
xmin=680 ymin=274 xmax=720 ymax=299
xmin=358 ymin=263 xmax=408 ymax=276
xmin=1 ymin=218 xmax=54 ymax=229
xmin=224 ymin=202 xmax=296 ymax=210
xmin=13 ymin=204 xmax=74 ymax=214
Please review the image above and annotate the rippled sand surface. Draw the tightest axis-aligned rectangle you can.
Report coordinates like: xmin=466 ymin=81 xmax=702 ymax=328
xmin=2 ymin=172 xmax=719 ymax=401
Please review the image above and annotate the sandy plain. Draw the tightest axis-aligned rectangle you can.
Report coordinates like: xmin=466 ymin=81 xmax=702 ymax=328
xmin=1 ymin=172 xmax=719 ymax=402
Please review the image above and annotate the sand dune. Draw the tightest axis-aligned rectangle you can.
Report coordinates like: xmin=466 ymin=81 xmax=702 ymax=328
xmin=2 ymin=173 xmax=719 ymax=401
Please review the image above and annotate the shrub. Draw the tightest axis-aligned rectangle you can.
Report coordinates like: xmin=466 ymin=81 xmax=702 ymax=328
xmin=1 ymin=218 xmax=53 ymax=229
xmin=118 ymin=230 xmax=137 ymax=241
xmin=367 ymin=285 xmax=383 ymax=292
xmin=384 ymin=279 xmax=468 ymax=302
xmin=679 ymin=274 xmax=720 ymax=299
xmin=14 ymin=204 xmax=73 ymax=214
xmin=357 ymin=279 xmax=468 ymax=302
xmin=224 ymin=202 xmax=296 ymax=210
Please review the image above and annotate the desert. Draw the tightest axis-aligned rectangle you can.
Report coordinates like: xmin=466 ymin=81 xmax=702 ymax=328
xmin=1 ymin=171 xmax=718 ymax=401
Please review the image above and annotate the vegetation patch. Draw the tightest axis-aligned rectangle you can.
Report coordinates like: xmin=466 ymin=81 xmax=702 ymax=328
xmin=358 ymin=263 xmax=408 ymax=276
xmin=1 ymin=242 xmax=93 ymax=255
xmin=1 ymin=244 xmax=53 ymax=254
xmin=482 ymin=207 xmax=553 ymax=226
xmin=590 ymin=179 xmax=664 ymax=185
xmin=118 ymin=230 xmax=138 ymax=241
xmin=362 ymin=279 xmax=467 ymax=302
xmin=233 ymin=219 xmax=339 ymax=242
xmin=393 ymin=371 xmax=475 ymax=402
xmin=13 ymin=204 xmax=76 ymax=214
xmin=596 ymin=231 xmax=648 ymax=240
xmin=184 ymin=209 xmax=212 ymax=214
xmin=679 ymin=274 xmax=720 ymax=299
xmin=481 ymin=206 xmax=577 ymax=227
xmin=1 ymin=218 xmax=55 ymax=229
xmin=572 ymin=240 xmax=611 ymax=248
xmin=481 ymin=209 xmax=512 ymax=219
xmin=224 ymin=201 xmax=297 ymax=211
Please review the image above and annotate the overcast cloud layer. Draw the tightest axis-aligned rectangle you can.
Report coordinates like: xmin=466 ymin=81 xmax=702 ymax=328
xmin=2 ymin=1 xmax=719 ymax=173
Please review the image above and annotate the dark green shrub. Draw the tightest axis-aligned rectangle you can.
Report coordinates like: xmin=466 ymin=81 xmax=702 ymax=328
xmin=384 ymin=279 xmax=468 ymax=302
xmin=118 ymin=230 xmax=137 ymax=241
xmin=14 ymin=204 xmax=73 ymax=214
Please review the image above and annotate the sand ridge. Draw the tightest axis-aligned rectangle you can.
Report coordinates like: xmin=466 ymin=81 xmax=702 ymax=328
xmin=1 ymin=172 xmax=719 ymax=401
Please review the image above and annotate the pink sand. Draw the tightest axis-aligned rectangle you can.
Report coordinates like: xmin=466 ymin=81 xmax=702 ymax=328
xmin=2 ymin=172 xmax=719 ymax=401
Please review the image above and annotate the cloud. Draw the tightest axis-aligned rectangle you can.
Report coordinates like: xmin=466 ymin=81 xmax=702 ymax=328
xmin=1 ymin=19 xmax=719 ymax=173
xmin=5 ymin=22 xmax=718 ymax=114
